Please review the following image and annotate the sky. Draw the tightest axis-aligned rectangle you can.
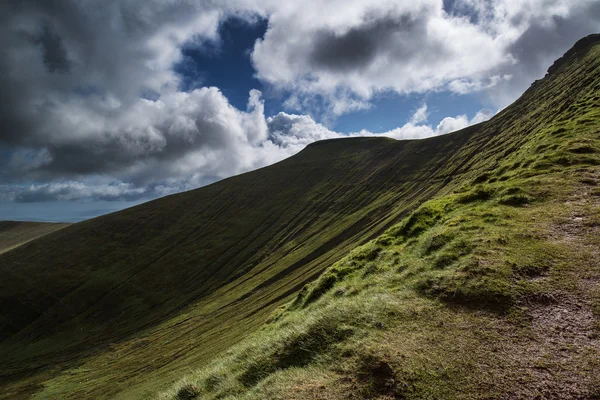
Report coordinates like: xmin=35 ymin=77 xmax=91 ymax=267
xmin=1 ymin=0 xmax=599 ymax=222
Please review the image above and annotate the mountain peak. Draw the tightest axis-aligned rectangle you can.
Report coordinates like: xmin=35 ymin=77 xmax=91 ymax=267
xmin=546 ymin=33 xmax=600 ymax=76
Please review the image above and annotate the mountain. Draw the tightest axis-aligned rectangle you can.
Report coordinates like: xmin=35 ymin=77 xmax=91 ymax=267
xmin=1 ymin=35 xmax=600 ymax=399
xmin=0 ymin=221 xmax=69 ymax=255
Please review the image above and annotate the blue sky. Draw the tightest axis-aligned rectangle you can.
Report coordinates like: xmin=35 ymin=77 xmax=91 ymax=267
xmin=1 ymin=0 xmax=599 ymax=222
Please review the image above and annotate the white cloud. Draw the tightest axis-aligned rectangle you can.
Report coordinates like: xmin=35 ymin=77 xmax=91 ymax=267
xmin=271 ymin=103 xmax=494 ymax=146
xmin=15 ymin=181 xmax=147 ymax=203
xmin=251 ymin=0 xmax=511 ymax=114
xmin=410 ymin=103 xmax=429 ymax=125
xmin=247 ymin=0 xmax=600 ymax=113
xmin=378 ymin=108 xmax=492 ymax=139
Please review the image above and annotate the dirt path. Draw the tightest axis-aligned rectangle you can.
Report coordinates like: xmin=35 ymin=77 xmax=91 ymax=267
xmin=505 ymin=187 xmax=600 ymax=399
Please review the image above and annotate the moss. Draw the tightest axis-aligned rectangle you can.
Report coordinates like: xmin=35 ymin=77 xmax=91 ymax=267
xmin=349 ymin=242 xmax=381 ymax=262
xmin=297 ymin=243 xmax=384 ymax=306
xmin=302 ymin=273 xmax=339 ymax=306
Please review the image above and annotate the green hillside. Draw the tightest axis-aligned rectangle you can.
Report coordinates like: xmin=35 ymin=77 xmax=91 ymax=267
xmin=0 ymin=221 xmax=69 ymax=255
xmin=1 ymin=35 xmax=600 ymax=399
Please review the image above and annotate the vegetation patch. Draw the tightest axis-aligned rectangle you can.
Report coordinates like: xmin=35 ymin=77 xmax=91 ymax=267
xmin=239 ymin=317 xmax=353 ymax=387
xmin=293 ymin=243 xmax=382 ymax=307
xmin=421 ymin=232 xmax=455 ymax=255
xmin=499 ymin=194 xmax=532 ymax=206
xmin=353 ymin=352 xmax=398 ymax=398
xmin=175 ymin=384 xmax=201 ymax=400
xmin=456 ymin=186 xmax=495 ymax=204
xmin=388 ymin=202 xmax=446 ymax=239
xmin=416 ymin=259 xmax=514 ymax=309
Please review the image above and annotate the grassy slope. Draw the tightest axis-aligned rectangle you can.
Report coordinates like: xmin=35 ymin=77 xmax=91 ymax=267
xmin=0 ymin=115 xmax=482 ymax=397
xmin=158 ymin=36 xmax=600 ymax=399
xmin=1 ymin=35 xmax=599 ymax=399
xmin=0 ymin=221 xmax=69 ymax=255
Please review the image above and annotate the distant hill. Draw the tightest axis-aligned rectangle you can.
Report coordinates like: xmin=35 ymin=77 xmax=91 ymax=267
xmin=0 ymin=221 xmax=69 ymax=255
xmin=1 ymin=35 xmax=600 ymax=399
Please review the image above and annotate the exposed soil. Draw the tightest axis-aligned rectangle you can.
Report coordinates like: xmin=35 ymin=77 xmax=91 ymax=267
xmin=500 ymin=189 xmax=600 ymax=399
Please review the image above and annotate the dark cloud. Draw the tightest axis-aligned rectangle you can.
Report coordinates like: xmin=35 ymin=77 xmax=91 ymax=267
xmin=252 ymin=1 xmax=510 ymax=115
xmin=486 ymin=1 xmax=600 ymax=107
xmin=36 ymin=23 xmax=72 ymax=73
xmin=308 ymin=12 xmax=446 ymax=73
xmin=252 ymin=0 xmax=600 ymax=113
xmin=310 ymin=17 xmax=406 ymax=71
xmin=0 ymin=0 xmax=248 ymax=187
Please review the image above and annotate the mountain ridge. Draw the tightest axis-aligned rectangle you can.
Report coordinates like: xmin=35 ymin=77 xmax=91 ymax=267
xmin=1 ymin=35 xmax=599 ymax=399
xmin=0 ymin=221 xmax=69 ymax=255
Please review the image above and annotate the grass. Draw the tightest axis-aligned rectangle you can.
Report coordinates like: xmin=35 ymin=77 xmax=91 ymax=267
xmin=2 ymin=36 xmax=600 ymax=399
xmin=161 ymin=153 xmax=600 ymax=399
xmin=0 ymin=221 xmax=69 ymax=255
xmin=158 ymin=37 xmax=600 ymax=399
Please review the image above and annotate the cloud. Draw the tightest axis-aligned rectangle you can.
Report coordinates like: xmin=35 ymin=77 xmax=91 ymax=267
xmin=0 ymin=0 xmax=224 ymax=147
xmin=0 ymin=1 xmax=277 ymax=201
xmin=250 ymin=0 xmax=600 ymax=112
xmin=14 ymin=181 xmax=147 ymax=203
xmin=270 ymin=103 xmax=493 ymax=146
xmin=36 ymin=23 xmax=72 ymax=74
xmin=267 ymin=113 xmax=342 ymax=149
xmin=480 ymin=0 xmax=600 ymax=107
xmin=376 ymin=105 xmax=493 ymax=139
xmin=1 ymin=96 xmax=492 ymax=203
xmin=251 ymin=0 xmax=509 ymax=113
xmin=410 ymin=103 xmax=429 ymax=125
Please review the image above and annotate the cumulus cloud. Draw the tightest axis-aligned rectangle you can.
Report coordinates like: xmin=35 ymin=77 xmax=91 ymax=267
xmin=1 ymin=95 xmax=492 ymax=203
xmin=252 ymin=0 xmax=510 ymax=112
xmin=0 ymin=0 xmax=273 ymax=202
xmin=374 ymin=105 xmax=492 ymax=139
xmin=270 ymin=103 xmax=493 ymax=145
xmin=251 ymin=0 xmax=600 ymax=111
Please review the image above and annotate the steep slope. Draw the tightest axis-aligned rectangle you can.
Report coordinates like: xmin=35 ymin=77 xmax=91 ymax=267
xmin=1 ymin=35 xmax=599 ymax=399
xmin=0 ymin=221 xmax=68 ymax=255
xmin=0 ymin=124 xmax=484 ymax=398
xmin=160 ymin=35 xmax=600 ymax=399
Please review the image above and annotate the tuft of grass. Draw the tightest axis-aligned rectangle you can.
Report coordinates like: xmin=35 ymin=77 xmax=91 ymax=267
xmin=499 ymin=194 xmax=532 ymax=206
xmin=175 ymin=384 xmax=201 ymax=400
xmin=239 ymin=315 xmax=353 ymax=387
xmin=388 ymin=202 xmax=446 ymax=240
xmin=422 ymin=232 xmax=455 ymax=255
xmin=456 ymin=186 xmax=495 ymax=204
